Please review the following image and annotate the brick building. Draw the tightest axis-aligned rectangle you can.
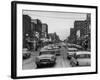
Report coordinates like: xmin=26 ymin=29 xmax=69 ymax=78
xmin=68 ymin=14 xmax=91 ymax=50
xmin=23 ymin=15 xmax=31 ymax=48
xmin=23 ymin=15 xmax=43 ymax=50
xmin=41 ymin=23 xmax=48 ymax=38
xmin=23 ymin=15 xmax=31 ymax=37
xmin=31 ymin=19 xmax=42 ymax=39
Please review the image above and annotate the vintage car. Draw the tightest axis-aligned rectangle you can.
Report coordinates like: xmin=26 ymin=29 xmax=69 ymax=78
xmin=43 ymin=45 xmax=53 ymax=50
xmin=23 ymin=48 xmax=31 ymax=60
xmin=51 ymin=44 xmax=61 ymax=56
xmin=36 ymin=49 xmax=56 ymax=67
xmin=67 ymin=48 xmax=78 ymax=60
xmin=76 ymin=51 xmax=91 ymax=66
xmin=70 ymin=51 xmax=91 ymax=67
xmin=52 ymin=44 xmax=60 ymax=49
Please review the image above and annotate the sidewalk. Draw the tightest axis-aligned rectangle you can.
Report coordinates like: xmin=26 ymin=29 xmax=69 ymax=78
xmin=22 ymin=56 xmax=37 ymax=70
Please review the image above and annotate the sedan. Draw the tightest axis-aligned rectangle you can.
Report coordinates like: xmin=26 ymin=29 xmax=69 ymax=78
xmin=70 ymin=51 xmax=91 ymax=67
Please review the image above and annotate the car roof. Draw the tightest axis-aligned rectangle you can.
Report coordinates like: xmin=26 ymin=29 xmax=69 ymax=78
xmin=68 ymin=48 xmax=78 ymax=51
xmin=76 ymin=51 xmax=91 ymax=55
xmin=67 ymin=43 xmax=82 ymax=48
xmin=40 ymin=48 xmax=56 ymax=52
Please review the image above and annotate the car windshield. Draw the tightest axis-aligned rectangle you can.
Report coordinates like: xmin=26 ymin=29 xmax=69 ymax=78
xmin=67 ymin=44 xmax=83 ymax=51
xmin=77 ymin=54 xmax=91 ymax=58
xmin=39 ymin=51 xmax=55 ymax=55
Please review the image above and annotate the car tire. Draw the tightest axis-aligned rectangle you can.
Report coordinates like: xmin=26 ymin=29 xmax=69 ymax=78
xmin=67 ymin=56 xmax=71 ymax=60
xmin=36 ymin=63 xmax=40 ymax=68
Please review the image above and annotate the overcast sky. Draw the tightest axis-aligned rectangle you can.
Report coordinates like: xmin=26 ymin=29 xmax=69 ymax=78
xmin=23 ymin=10 xmax=87 ymax=40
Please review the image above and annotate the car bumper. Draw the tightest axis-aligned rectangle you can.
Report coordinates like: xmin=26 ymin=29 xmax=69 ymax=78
xmin=36 ymin=61 xmax=55 ymax=65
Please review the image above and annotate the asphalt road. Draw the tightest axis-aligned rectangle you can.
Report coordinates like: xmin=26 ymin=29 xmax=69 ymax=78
xmin=54 ymin=56 xmax=71 ymax=68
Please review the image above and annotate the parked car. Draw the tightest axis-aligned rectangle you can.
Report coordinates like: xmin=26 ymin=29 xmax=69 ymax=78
xmin=52 ymin=45 xmax=60 ymax=49
xmin=36 ymin=49 xmax=56 ymax=67
xmin=67 ymin=48 xmax=78 ymax=60
xmin=43 ymin=45 xmax=53 ymax=50
xmin=76 ymin=51 xmax=91 ymax=66
xmin=70 ymin=51 xmax=91 ymax=67
xmin=67 ymin=43 xmax=83 ymax=50
xmin=23 ymin=48 xmax=31 ymax=60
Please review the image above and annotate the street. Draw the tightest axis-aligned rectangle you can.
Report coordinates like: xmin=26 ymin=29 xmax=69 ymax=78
xmin=22 ymin=41 xmax=91 ymax=70
xmin=54 ymin=56 xmax=71 ymax=68
xmin=22 ymin=45 xmax=72 ymax=70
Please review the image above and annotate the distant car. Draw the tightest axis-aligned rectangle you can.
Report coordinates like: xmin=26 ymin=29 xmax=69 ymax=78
xmin=36 ymin=49 xmax=56 ymax=67
xmin=70 ymin=51 xmax=91 ymax=67
xmin=52 ymin=45 xmax=60 ymax=49
xmin=51 ymin=45 xmax=61 ymax=56
xmin=67 ymin=43 xmax=83 ymax=50
xmin=23 ymin=48 xmax=31 ymax=60
xmin=47 ymin=46 xmax=53 ymax=50
xmin=67 ymin=48 xmax=78 ymax=60
xmin=43 ymin=45 xmax=53 ymax=50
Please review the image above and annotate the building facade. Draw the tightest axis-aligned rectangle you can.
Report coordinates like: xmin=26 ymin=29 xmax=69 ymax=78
xmin=48 ymin=32 xmax=60 ymax=43
xmin=41 ymin=23 xmax=48 ymax=38
xmin=23 ymin=15 xmax=43 ymax=50
xmin=31 ymin=19 xmax=42 ymax=39
xmin=68 ymin=14 xmax=91 ymax=50
xmin=23 ymin=15 xmax=31 ymax=48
